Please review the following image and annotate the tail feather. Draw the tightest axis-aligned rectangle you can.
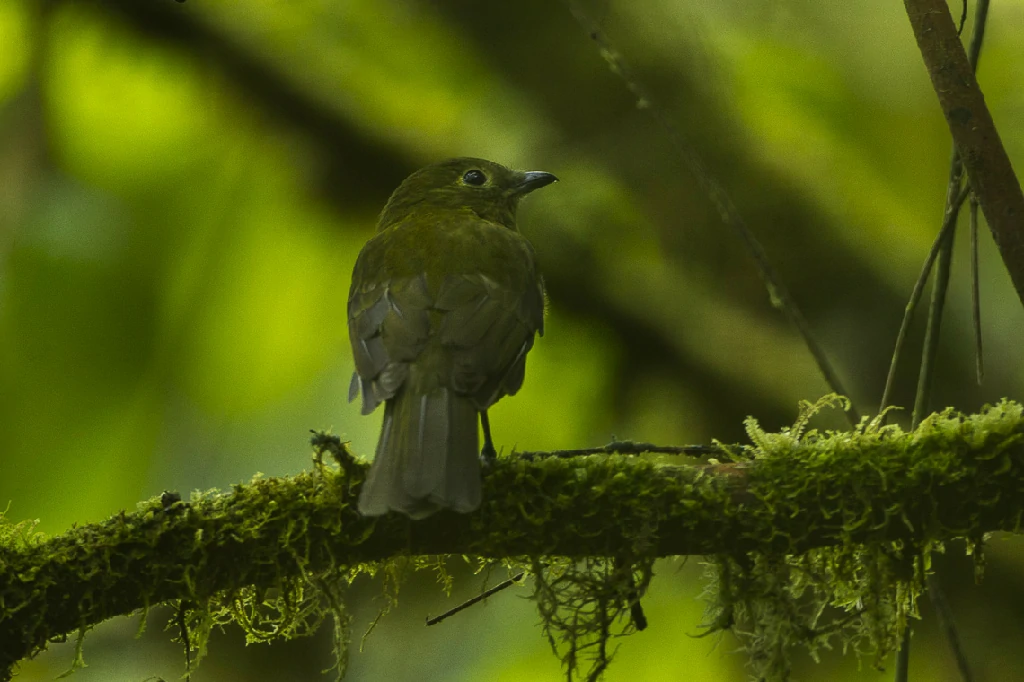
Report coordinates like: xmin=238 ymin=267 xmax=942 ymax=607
xmin=357 ymin=387 xmax=481 ymax=519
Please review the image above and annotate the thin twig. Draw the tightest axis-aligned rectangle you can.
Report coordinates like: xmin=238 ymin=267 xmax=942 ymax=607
xmin=896 ymin=103 xmax=961 ymax=682
xmin=900 ymin=211 xmax=956 ymax=682
xmin=927 ymin=572 xmax=976 ymax=682
xmin=895 ymin=627 xmax=912 ymax=682
xmin=970 ymin=194 xmax=983 ymax=384
xmin=964 ymin=0 xmax=991 ymax=389
xmin=878 ymin=182 xmax=970 ymax=415
xmin=911 ymin=190 xmax=958 ymax=426
xmin=955 ymin=0 xmax=967 ymax=36
xmin=563 ymin=0 xmax=859 ymax=426
xmin=964 ymin=0 xmax=990 ymax=69
xmin=515 ymin=441 xmax=740 ymax=460
xmin=425 ymin=573 xmax=525 ymax=626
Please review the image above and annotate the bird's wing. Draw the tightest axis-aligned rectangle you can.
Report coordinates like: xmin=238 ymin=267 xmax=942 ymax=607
xmin=435 ymin=269 xmax=544 ymax=408
xmin=348 ymin=273 xmax=432 ymax=415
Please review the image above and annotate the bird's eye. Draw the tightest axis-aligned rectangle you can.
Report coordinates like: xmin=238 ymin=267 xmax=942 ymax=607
xmin=462 ymin=169 xmax=487 ymax=186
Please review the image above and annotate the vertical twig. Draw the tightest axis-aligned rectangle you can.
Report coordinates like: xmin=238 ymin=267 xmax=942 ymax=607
xmin=970 ymin=195 xmax=983 ymax=384
xmin=896 ymin=165 xmax=960 ymax=682
xmin=878 ymin=182 xmax=969 ymax=415
xmin=910 ymin=192 xmax=958 ymax=427
xmin=928 ymin=572 xmax=976 ymax=682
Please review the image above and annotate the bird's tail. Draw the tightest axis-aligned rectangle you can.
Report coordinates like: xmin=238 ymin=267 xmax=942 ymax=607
xmin=357 ymin=386 xmax=481 ymax=519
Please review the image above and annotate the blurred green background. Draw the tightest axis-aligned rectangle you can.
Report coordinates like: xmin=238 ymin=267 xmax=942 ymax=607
xmin=2 ymin=0 xmax=1023 ymax=680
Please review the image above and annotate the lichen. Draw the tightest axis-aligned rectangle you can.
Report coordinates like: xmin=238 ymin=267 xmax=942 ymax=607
xmin=694 ymin=397 xmax=1023 ymax=680
xmin=3 ymin=401 xmax=1024 ymax=682
xmin=533 ymin=556 xmax=653 ymax=682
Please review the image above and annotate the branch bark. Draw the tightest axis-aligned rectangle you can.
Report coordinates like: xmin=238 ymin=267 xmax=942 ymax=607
xmin=904 ymin=0 xmax=1024 ymax=305
xmin=2 ymin=402 xmax=1023 ymax=676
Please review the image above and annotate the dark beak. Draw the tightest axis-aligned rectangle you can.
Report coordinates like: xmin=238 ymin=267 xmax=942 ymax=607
xmin=513 ymin=170 xmax=558 ymax=195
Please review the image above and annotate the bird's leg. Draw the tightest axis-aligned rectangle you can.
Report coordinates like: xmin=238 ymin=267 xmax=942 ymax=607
xmin=480 ymin=410 xmax=497 ymax=467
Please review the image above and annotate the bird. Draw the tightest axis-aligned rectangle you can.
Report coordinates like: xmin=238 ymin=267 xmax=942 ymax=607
xmin=347 ymin=157 xmax=556 ymax=519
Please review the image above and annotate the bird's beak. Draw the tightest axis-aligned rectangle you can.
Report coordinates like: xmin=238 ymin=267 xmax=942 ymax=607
xmin=512 ymin=170 xmax=558 ymax=195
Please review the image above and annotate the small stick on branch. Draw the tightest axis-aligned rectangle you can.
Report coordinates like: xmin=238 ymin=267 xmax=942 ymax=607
xmin=426 ymin=573 xmax=525 ymax=626
xmin=515 ymin=441 xmax=741 ymax=460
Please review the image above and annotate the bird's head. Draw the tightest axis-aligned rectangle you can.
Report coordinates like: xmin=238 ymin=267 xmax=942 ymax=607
xmin=377 ymin=157 xmax=557 ymax=231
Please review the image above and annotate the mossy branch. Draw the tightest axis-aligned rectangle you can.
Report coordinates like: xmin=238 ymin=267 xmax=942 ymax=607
xmin=3 ymin=401 xmax=1024 ymax=677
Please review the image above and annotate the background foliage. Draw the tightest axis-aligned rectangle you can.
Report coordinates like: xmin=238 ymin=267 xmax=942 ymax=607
xmin=1 ymin=0 xmax=1023 ymax=679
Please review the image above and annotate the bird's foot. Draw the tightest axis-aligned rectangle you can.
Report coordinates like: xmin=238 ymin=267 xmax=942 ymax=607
xmin=480 ymin=442 xmax=498 ymax=471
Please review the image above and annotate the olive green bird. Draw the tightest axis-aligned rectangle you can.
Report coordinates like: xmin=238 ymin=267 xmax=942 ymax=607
xmin=348 ymin=158 xmax=556 ymax=519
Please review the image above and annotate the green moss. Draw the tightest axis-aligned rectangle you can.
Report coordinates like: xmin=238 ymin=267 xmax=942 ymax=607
xmin=696 ymin=397 xmax=1024 ymax=680
xmin=3 ymin=401 xmax=1024 ymax=682
xmin=514 ymin=397 xmax=1024 ymax=681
